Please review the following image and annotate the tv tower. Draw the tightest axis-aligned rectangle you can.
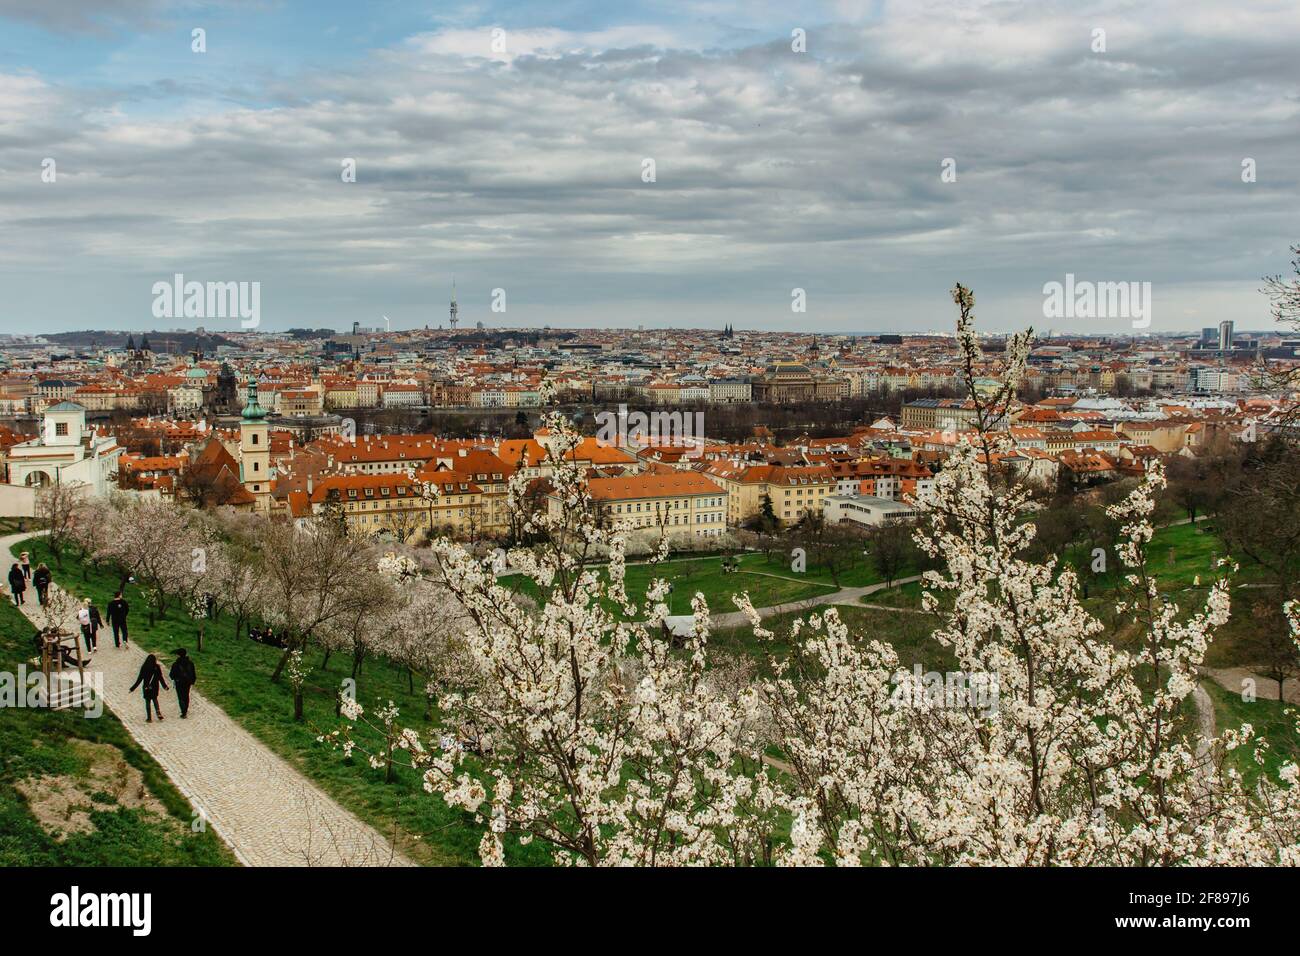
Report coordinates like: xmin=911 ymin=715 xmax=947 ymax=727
xmin=449 ymin=276 xmax=459 ymax=331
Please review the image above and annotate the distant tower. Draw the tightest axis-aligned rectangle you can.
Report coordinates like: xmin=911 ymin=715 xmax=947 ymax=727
xmin=449 ymin=277 xmax=459 ymax=331
xmin=239 ymin=379 xmax=272 ymax=513
xmin=1218 ymin=320 xmax=1234 ymax=351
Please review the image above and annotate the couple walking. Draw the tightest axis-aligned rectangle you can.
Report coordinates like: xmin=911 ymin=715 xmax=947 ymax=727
xmin=130 ymin=649 xmax=198 ymax=722
xmin=78 ymin=592 xmax=131 ymax=651
xmin=6 ymin=552 xmax=46 ymax=605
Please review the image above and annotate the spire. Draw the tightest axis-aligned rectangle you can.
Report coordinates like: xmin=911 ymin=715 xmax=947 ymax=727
xmin=241 ymin=378 xmax=268 ymax=421
xmin=449 ymin=275 xmax=459 ymax=331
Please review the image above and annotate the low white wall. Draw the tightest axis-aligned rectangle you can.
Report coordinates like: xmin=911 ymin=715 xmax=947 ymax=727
xmin=0 ymin=483 xmax=37 ymax=517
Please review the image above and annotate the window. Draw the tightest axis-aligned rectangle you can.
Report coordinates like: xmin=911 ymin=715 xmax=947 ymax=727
xmin=253 ymin=461 xmax=260 ymax=472
xmin=55 ymin=422 xmax=69 ymax=436
xmin=252 ymin=433 xmax=259 ymax=445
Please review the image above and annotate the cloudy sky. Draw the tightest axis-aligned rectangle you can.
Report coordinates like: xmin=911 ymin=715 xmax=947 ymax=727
xmin=0 ymin=0 xmax=1297 ymax=335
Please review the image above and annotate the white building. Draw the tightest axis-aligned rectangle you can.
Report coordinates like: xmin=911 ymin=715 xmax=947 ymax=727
xmin=823 ymin=493 xmax=920 ymax=528
xmin=382 ymin=384 xmax=425 ymax=408
xmin=168 ymin=384 xmax=204 ymax=413
xmin=708 ymin=378 xmax=752 ymax=403
xmin=3 ymin=402 xmax=122 ymax=498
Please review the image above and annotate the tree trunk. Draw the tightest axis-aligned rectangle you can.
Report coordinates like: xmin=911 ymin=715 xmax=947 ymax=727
xmin=293 ymin=688 xmax=304 ymax=721
xmin=270 ymin=646 xmax=293 ymax=683
xmin=197 ymin=624 xmax=204 ymax=652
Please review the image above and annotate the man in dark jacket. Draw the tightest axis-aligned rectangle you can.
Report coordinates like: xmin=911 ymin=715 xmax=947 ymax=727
xmin=168 ymin=648 xmax=197 ymax=718
xmin=32 ymin=564 xmax=51 ymax=605
xmin=7 ymin=564 xmax=25 ymax=606
xmin=106 ymin=592 xmax=130 ymax=648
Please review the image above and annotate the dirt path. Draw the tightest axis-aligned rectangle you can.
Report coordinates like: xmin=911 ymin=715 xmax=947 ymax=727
xmin=1200 ymin=666 xmax=1300 ymax=705
xmin=4 ymin=533 xmax=414 ymax=867
xmin=706 ymin=575 xmax=926 ymax=628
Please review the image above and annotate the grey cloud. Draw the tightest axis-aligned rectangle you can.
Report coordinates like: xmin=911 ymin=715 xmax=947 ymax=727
xmin=0 ymin=0 xmax=171 ymax=34
xmin=0 ymin=0 xmax=1296 ymax=332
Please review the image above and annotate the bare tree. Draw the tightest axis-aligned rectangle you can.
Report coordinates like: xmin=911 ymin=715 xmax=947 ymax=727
xmin=257 ymin=518 xmax=388 ymax=725
xmin=99 ymin=498 xmax=204 ymax=623
xmin=1238 ymin=600 xmax=1300 ymax=701
xmin=36 ymin=481 xmax=88 ymax=570
xmin=871 ymin=520 xmax=913 ymax=588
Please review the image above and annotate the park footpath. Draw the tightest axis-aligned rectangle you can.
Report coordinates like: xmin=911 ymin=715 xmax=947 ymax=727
xmin=2 ymin=532 xmax=413 ymax=867
xmin=705 ymin=573 xmax=926 ymax=629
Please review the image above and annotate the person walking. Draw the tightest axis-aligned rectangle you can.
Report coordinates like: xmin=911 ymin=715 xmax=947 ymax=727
xmin=19 ymin=551 xmax=31 ymax=580
xmin=76 ymin=602 xmax=96 ymax=653
xmin=107 ymin=591 xmax=130 ymax=648
xmin=8 ymin=564 xmax=26 ymax=606
xmin=168 ymin=648 xmax=197 ymax=718
xmin=85 ymin=600 xmax=103 ymax=651
xmin=129 ymin=654 xmax=169 ymax=722
xmin=32 ymin=563 xmax=51 ymax=606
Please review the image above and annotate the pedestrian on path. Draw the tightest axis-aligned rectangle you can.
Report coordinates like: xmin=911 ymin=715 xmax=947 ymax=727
xmin=129 ymin=654 xmax=169 ymax=722
xmin=77 ymin=600 xmax=102 ymax=652
xmin=8 ymin=563 xmax=26 ymax=606
xmin=107 ymin=591 xmax=130 ymax=648
xmin=32 ymin=563 xmax=51 ymax=605
xmin=169 ymin=648 xmax=197 ymax=718
xmin=19 ymin=551 xmax=31 ymax=579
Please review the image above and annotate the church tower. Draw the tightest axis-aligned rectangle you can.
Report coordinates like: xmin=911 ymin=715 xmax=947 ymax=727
xmin=239 ymin=379 xmax=272 ymax=512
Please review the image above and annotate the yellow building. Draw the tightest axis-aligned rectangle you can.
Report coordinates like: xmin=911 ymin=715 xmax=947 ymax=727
xmin=310 ymin=472 xmax=486 ymax=540
xmin=239 ymin=381 xmax=272 ymax=513
xmin=702 ymin=461 xmax=836 ymax=527
xmin=560 ymin=471 xmax=727 ymax=540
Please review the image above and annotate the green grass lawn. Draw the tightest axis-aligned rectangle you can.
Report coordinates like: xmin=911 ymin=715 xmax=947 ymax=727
xmin=0 ymin=518 xmax=42 ymax=536
xmin=502 ymin=552 xmax=840 ymax=616
xmin=1061 ymin=522 xmax=1265 ymax=596
xmin=0 ymin=597 xmax=235 ymax=866
xmin=861 ymin=580 xmax=926 ymax=609
xmin=14 ymin=537 xmax=549 ymax=867
xmin=729 ymin=549 xmax=921 ymax=590
xmin=712 ymin=600 xmax=953 ymax=674
xmin=1202 ymin=678 xmax=1300 ymax=788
